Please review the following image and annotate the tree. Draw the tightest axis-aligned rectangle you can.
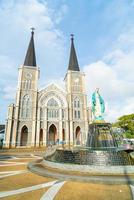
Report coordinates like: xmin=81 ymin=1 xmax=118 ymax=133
xmin=113 ymin=114 xmax=134 ymax=138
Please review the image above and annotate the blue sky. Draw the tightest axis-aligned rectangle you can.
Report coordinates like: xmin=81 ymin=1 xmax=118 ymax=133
xmin=0 ymin=0 xmax=134 ymax=123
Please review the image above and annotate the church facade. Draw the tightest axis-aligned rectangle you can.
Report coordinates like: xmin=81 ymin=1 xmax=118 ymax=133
xmin=5 ymin=31 xmax=91 ymax=148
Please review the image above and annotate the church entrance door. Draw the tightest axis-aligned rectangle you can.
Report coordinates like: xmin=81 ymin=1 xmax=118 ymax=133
xmin=20 ymin=126 xmax=28 ymax=146
xmin=75 ymin=126 xmax=81 ymax=145
xmin=48 ymin=124 xmax=57 ymax=145
xmin=39 ymin=129 xmax=43 ymax=146
xmin=62 ymin=129 xmax=65 ymax=141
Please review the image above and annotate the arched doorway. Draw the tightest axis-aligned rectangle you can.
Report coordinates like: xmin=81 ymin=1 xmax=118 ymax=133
xmin=39 ymin=129 xmax=43 ymax=147
xmin=48 ymin=124 xmax=57 ymax=145
xmin=75 ymin=126 xmax=81 ymax=145
xmin=20 ymin=126 xmax=28 ymax=146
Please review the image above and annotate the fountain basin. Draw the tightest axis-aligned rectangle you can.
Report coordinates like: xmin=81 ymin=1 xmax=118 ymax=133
xmin=46 ymin=148 xmax=134 ymax=166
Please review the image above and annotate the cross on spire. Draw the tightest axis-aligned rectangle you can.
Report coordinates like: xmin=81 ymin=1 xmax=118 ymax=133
xmin=71 ymin=34 xmax=74 ymax=40
xmin=31 ymin=27 xmax=35 ymax=35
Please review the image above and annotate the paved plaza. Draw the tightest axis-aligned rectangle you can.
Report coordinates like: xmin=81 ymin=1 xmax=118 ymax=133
xmin=0 ymin=149 xmax=133 ymax=200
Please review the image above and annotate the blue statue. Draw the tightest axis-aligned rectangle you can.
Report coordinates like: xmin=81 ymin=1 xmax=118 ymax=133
xmin=92 ymin=88 xmax=105 ymax=121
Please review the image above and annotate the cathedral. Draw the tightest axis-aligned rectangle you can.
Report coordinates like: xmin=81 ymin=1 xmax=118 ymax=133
xmin=5 ymin=30 xmax=91 ymax=148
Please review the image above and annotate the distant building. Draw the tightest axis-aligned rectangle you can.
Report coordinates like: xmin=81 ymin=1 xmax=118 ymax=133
xmin=5 ymin=31 xmax=91 ymax=148
xmin=0 ymin=125 xmax=5 ymax=140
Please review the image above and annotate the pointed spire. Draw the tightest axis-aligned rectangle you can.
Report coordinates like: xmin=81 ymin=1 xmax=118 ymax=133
xmin=68 ymin=34 xmax=80 ymax=71
xmin=24 ymin=28 xmax=36 ymax=67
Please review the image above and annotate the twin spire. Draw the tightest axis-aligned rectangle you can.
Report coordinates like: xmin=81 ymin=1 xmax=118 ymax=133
xmin=24 ymin=28 xmax=36 ymax=67
xmin=24 ymin=30 xmax=80 ymax=71
xmin=68 ymin=34 xmax=80 ymax=71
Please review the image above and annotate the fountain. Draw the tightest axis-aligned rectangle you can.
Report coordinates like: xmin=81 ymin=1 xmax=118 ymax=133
xmin=28 ymin=89 xmax=134 ymax=181
xmin=45 ymin=89 xmax=134 ymax=167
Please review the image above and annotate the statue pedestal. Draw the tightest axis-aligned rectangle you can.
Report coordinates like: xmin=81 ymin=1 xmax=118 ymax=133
xmin=87 ymin=122 xmax=118 ymax=148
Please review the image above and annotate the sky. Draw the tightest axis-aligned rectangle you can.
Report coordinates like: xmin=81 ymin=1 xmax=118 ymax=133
xmin=0 ymin=0 xmax=134 ymax=123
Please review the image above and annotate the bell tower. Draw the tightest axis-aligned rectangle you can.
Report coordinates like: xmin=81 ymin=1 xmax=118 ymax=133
xmin=5 ymin=29 xmax=39 ymax=147
xmin=65 ymin=35 xmax=89 ymax=145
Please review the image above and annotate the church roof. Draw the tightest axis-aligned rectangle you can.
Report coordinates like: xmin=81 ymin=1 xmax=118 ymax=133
xmin=24 ymin=29 xmax=36 ymax=67
xmin=39 ymin=82 xmax=66 ymax=94
xmin=68 ymin=34 xmax=80 ymax=71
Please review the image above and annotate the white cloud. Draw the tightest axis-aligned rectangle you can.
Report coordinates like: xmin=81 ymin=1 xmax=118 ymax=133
xmin=84 ymin=35 xmax=134 ymax=122
xmin=84 ymin=20 xmax=134 ymax=122
xmin=106 ymin=97 xmax=134 ymax=122
xmin=0 ymin=0 xmax=134 ymax=124
xmin=54 ymin=4 xmax=68 ymax=24
xmin=0 ymin=0 xmax=68 ymax=122
xmin=2 ymin=86 xmax=16 ymax=100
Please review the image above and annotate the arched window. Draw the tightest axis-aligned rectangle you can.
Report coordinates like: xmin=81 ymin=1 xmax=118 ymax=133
xmin=23 ymin=80 xmax=31 ymax=90
xmin=47 ymin=98 xmax=59 ymax=119
xmin=74 ymin=98 xmax=80 ymax=108
xmin=40 ymin=108 xmax=43 ymax=119
xmin=21 ymin=95 xmax=30 ymax=118
xmin=74 ymin=98 xmax=81 ymax=119
xmin=47 ymin=98 xmax=58 ymax=107
xmin=74 ymin=100 xmax=77 ymax=108
xmin=78 ymin=110 xmax=80 ymax=119
xmin=77 ymin=100 xmax=80 ymax=108
xmin=26 ymin=80 xmax=31 ymax=90
xmin=75 ymin=110 xmax=77 ymax=118
xmin=62 ymin=109 xmax=65 ymax=119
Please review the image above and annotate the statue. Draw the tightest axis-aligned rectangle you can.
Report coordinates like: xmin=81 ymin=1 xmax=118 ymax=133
xmin=92 ymin=88 xmax=105 ymax=121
